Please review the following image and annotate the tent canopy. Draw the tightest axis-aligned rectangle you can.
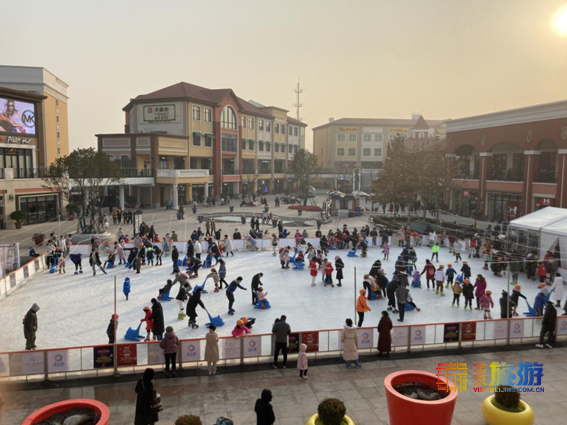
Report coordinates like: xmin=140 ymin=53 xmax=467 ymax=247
xmin=509 ymin=207 xmax=567 ymax=232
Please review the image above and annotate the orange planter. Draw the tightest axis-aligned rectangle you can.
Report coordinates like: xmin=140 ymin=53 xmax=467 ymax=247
xmin=384 ymin=370 xmax=458 ymax=425
xmin=21 ymin=399 xmax=110 ymax=425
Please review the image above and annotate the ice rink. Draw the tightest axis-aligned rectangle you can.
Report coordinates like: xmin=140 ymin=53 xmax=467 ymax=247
xmin=0 ymin=244 xmax=550 ymax=351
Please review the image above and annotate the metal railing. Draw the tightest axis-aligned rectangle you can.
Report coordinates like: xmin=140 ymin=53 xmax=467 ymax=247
xmin=533 ymin=170 xmax=557 ymax=183
xmin=489 ymin=170 xmax=524 ymax=182
xmin=454 ymin=171 xmax=479 ymax=180
xmin=121 ymin=168 xmax=152 ymax=177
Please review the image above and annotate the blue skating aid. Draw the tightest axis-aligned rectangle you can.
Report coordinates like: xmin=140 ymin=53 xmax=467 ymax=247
xmin=523 ymin=299 xmax=537 ymax=317
xmin=347 ymin=250 xmax=358 ymax=257
xmin=369 ymin=290 xmax=379 ymax=300
xmin=124 ymin=323 xmax=144 ymax=341
xmin=106 ymin=262 xmax=114 ymax=269
xmin=328 ymin=245 xmax=336 ymax=250
xmin=404 ymin=302 xmax=416 ymax=311
xmin=49 ymin=257 xmax=58 ymax=273
xmin=158 ymin=291 xmax=173 ymax=301
xmin=193 ymin=278 xmax=209 ymax=295
xmin=177 ymin=259 xmax=183 ymax=267
xmin=205 ymin=310 xmax=224 ymax=328
xmin=254 ymin=299 xmax=271 ymax=309
xmin=293 ymin=262 xmax=305 ymax=270
xmin=545 ymin=289 xmax=554 ymax=302
xmin=455 ymin=272 xmax=464 ymax=284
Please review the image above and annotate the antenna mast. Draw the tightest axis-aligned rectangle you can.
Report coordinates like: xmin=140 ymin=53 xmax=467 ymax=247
xmin=294 ymin=78 xmax=303 ymax=121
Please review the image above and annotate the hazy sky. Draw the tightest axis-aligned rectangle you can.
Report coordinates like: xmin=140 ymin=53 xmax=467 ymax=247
xmin=5 ymin=0 xmax=567 ymax=151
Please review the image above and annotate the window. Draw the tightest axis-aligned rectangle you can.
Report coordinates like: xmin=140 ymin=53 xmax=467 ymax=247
xmin=348 ymin=134 xmax=356 ymax=142
xmin=275 ymin=123 xmax=279 ymax=134
xmin=242 ymin=140 xmax=246 ymax=150
xmin=205 ymin=135 xmax=213 ymax=148
xmin=363 ymin=134 xmax=371 ymax=142
xmin=259 ymin=141 xmax=264 ymax=151
xmin=159 ymin=156 xmax=168 ymax=169
xmin=193 ymin=134 xmax=201 ymax=147
xmin=275 ymin=144 xmax=280 ymax=152
xmin=363 ymin=148 xmax=371 ymax=156
xmin=221 ymin=106 xmax=237 ymax=129
xmin=241 ymin=116 xmax=246 ymax=128
xmin=249 ymin=118 xmax=255 ymax=129
xmin=348 ymin=148 xmax=356 ymax=156
xmin=221 ymin=133 xmax=237 ymax=152
xmin=337 ymin=133 xmax=346 ymax=141
xmin=374 ymin=148 xmax=382 ymax=156
xmin=204 ymin=108 xmax=212 ymax=122
xmin=281 ymin=125 xmax=286 ymax=135
xmin=389 ymin=134 xmax=395 ymax=140
xmin=266 ymin=143 xmax=271 ymax=152
xmin=192 ymin=105 xmax=201 ymax=120
xmin=259 ymin=120 xmax=264 ymax=131
xmin=266 ymin=121 xmax=271 ymax=132
xmin=249 ymin=141 xmax=254 ymax=150
xmin=337 ymin=148 xmax=345 ymax=156
xmin=375 ymin=134 xmax=383 ymax=142
xmin=56 ymin=99 xmax=59 ymax=106
xmin=294 ymin=127 xmax=298 ymax=137
xmin=108 ymin=154 xmax=115 ymax=162
xmin=56 ymin=116 xmax=59 ymax=123
xmin=57 ymin=132 xmax=60 ymax=139
xmin=281 ymin=144 xmax=286 ymax=153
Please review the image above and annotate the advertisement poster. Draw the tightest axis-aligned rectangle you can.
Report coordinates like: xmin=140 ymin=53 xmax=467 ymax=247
xmin=93 ymin=346 xmax=113 ymax=369
xmin=117 ymin=344 xmax=138 ymax=367
xmin=0 ymin=354 xmax=9 ymax=377
xmin=557 ymin=318 xmax=567 ymax=336
xmin=22 ymin=352 xmax=44 ymax=375
xmin=461 ymin=322 xmax=477 ymax=341
xmin=301 ymin=332 xmax=319 ymax=352
xmin=0 ymin=98 xmax=36 ymax=134
xmin=510 ymin=320 xmax=525 ymax=339
xmin=392 ymin=327 xmax=409 ymax=347
xmin=181 ymin=341 xmax=201 ymax=362
xmin=223 ymin=338 xmax=241 ymax=359
xmin=443 ymin=323 xmax=460 ymax=343
xmin=410 ymin=326 xmax=427 ymax=346
xmin=288 ymin=333 xmax=300 ymax=354
xmin=148 ymin=343 xmax=165 ymax=365
xmin=47 ymin=349 xmax=69 ymax=373
xmin=357 ymin=329 xmax=374 ymax=349
xmin=243 ymin=336 xmax=262 ymax=358
xmin=493 ymin=321 xmax=509 ymax=339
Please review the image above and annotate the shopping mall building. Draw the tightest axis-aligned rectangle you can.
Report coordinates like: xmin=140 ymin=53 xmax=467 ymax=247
xmin=97 ymin=82 xmax=307 ymax=207
xmin=447 ymin=100 xmax=567 ymax=222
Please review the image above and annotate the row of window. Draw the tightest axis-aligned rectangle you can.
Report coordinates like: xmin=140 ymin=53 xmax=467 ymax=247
xmin=337 ymin=133 xmax=405 ymax=142
xmin=192 ymin=134 xmax=213 ymax=148
xmin=336 ymin=148 xmax=382 ymax=156
xmin=242 ymin=141 xmax=299 ymax=154
xmin=192 ymin=105 xmax=213 ymax=123
xmin=337 ymin=133 xmax=358 ymax=142
xmin=363 ymin=133 xmax=383 ymax=142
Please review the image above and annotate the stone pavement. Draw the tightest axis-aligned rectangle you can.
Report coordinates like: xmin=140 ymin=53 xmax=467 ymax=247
xmin=2 ymin=346 xmax=566 ymax=425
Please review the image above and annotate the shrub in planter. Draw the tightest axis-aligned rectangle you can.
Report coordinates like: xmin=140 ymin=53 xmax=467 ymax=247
xmin=494 ymin=385 xmax=522 ymax=412
xmin=318 ymin=398 xmax=346 ymax=425
xmin=482 ymin=385 xmax=534 ymax=425
xmin=10 ymin=210 xmax=26 ymax=228
xmin=174 ymin=414 xmax=203 ymax=425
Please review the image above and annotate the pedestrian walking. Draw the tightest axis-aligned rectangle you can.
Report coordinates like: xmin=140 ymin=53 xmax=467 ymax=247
xmin=297 ymin=343 xmax=309 ymax=381
xmin=377 ymin=311 xmax=392 ymax=356
xmin=537 ymin=301 xmax=557 ymax=349
xmin=23 ymin=303 xmax=39 ymax=350
xmin=255 ymin=389 xmax=276 ymax=425
xmin=134 ymin=368 xmax=159 ymax=425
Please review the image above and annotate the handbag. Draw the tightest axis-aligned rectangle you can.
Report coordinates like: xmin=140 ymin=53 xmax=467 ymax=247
xmin=142 ymin=381 xmax=163 ymax=414
xmin=216 ymin=417 xmax=234 ymax=425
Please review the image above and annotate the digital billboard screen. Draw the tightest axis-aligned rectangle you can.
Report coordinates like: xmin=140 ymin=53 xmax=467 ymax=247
xmin=0 ymin=97 xmax=36 ymax=135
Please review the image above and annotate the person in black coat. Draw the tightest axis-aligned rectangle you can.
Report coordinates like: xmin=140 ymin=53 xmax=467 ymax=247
xmin=376 ymin=271 xmax=388 ymax=298
xmin=369 ymin=260 xmax=382 ymax=280
xmin=255 ymin=389 xmax=275 ymax=425
xmin=187 ymin=287 xmax=206 ymax=328
xmin=538 ymin=301 xmax=557 ymax=348
xmin=171 ymin=246 xmax=179 ymax=272
xmin=335 ymin=256 xmax=344 ymax=286
xmin=153 ymin=245 xmax=163 ymax=266
xmin=499 ymin=290 xmax=515 ymax=319
xmin=106 ymin=314 xmax=118 ymax=344
xmin=186 ymin=256 xmax=202 ymax=277
xmin=147 ymin=225 xmax=155 ymax=241
xmin=460 ymin=261 xmax=472 ymax=279
xmin=128 ymin=248 xmax=138 ymax=268
xmin=386 ymin=276 xmax=399 ymax=313
xmin=135 ymin=368 xmax=159 ymax=425
xmin=187 ymin=240 xmax=195 ymax=258
xmin=251 ymin=273 xmax=264 ymax=305
xmin=149 ymin=299 xmax=165 ymax=340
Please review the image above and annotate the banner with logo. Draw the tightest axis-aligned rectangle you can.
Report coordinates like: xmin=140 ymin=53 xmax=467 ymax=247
xmin=301 ymin=332 xmax=319 ymax=352
xmin=392 ymin=327 xmax=409 ymax=347
xmin=461 ymin=322 xmax=476 ymax=341
xmin=148 ymin=343 xmax=165 ymax=365
xmin=410 ymin=326 xmax=427 ymax=346
xmin=22 ymin=352 xmax=45 ymax=375
xmin=181 ymin=340 xmax=201 ymax=362
xmin=443 ymin=323 xmax=459 ymax=343
xmin=509 ymin=320 xmax=524 ymax=339
xmin=93 ymin=345 xmax=114 ymax=369
xmin=288 ymin=333 xmax=301 ymax=354
xmin=557 ymin=318 xmax=567 ymax=335
xmin=357 ymin=329 xmax=374 ymax=349
xmin=223 ymin=338 xmax=241 ymax=359
xmin=243 ymin=336 xmax=262 ymax=357
xmin=493 ymin=321 xmax=509 ymax=339
xmin=117 ymin=344 xmax=138 ymax=366
xmin=47 ymin=349 xmax=69 ymax=373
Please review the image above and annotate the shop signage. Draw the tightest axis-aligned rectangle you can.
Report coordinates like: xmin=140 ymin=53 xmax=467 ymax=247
xmin=143 ymin=104 xmax=176 ymax=122
xmin=0 ymin=135 xmax=32 ymax=144
xmin=443 ymin=323 xmax=459 ymax=343
xmin=388 ymin=127 xmax=409 ymax=134
xmin=461 ymin=322 xmax=476 ymax=341
xmin=537 ymin=198 xmax=554 ymax=207
xmin=338 ymin=127 xmax=357 ymax=133
xmin=22 ymin=352 xmax=44 ymax=375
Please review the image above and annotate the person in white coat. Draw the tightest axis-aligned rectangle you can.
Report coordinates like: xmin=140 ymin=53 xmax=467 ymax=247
xmin=223 ymin=235 xmax=234 ymax=257
xmin=341 ymin=318 xmax=361 ymax=369
xmin=551 ymin=273 xmax=565 ymax=308
xmin=194 ymin=238 xmax=202 ymax=260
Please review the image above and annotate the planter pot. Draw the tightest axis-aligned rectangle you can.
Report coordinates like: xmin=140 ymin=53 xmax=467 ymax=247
xmin=306 ymin=414 xmax=356 ymax=425
xmin=15 ymin=222 xmax=23 ymax=229
xmin=32 ymin=235 xmax=45 ymax=246
xmin=68 ymin=214 xmax=76 ymax=221
xmin=21 ymin=399 xmax=110 ymax=425
xmin=384 ymin=370 xmax=458 ymax=425
xmin=481 ymin=395 xmax=534 ymax=425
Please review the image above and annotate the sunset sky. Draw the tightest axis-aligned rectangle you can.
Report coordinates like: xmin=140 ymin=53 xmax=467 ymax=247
xmin=5 ymin=0 xmax=567 ymax=150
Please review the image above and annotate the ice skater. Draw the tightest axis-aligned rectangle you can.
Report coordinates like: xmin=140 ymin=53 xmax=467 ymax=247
xmin=141 ymin=306 xmax=154 ymax=341
xmin=226 ymin=276 xmax=247 ymax=315
xmin=480 ymin=290 xmax=494 ymax=319
xmin=445 ymin=263 xmax=456 ymax=288
xmin=218 ymin=259 xmax=228 ymax=289
xmin=271 ymin=234 xmax=279 ymax=256
xmin=324 ymin=260 xmax=334 ymax=287
xmin=310 ymin=259 xmax=318 ymax=286
xmin=116 ymin=242 xmax=125 ymax=265
xmin=58 ymin=256 xmax=66 ymax=274
xmin=421 ymin=260 xmax=436 ymax=289
xmin=251 ymin=273 xmax=264 ymax=305
xmin=335 ymin=256 xmax=344 ymax=287
xmin=386 ymin=276 xmax=399 ymax=313
xmin=123 ymin=277 xmax=131 ymax=300
xmin=473 ymin=274 xmax=487 ymax=310
xmin=431 ymin=242 xmax=440 ymax=262
xmin=187 ymin=287 xmax=206 ymax=329
xmin=70 ymin=252 xmax=83 ymax=274
xmin=223 ymin=235 xmax=234 ymax=257
xmin=463 ymin=279 xmax=474 ymax=309
xmin=104 ymin=251 xmax=116 ymax=269
xmin=175 ymin=283 xmax=189 ymax=319
xmin=382 ymin=240 xmax=389 ymax=260
xmin=207 ymin=268 xmax=221 ymax=292
xmin=153 ymin=245 xmax=163 ymax=266
xmin=279 ymin=248 xmax=290 ymax=269
xmin=452 ymin=281 xmax=462 ymax=307
xmin=434 ymin=265 xmax=445 ymax=296
xmin=511 ymin=285 xmax=527 ymax=316
xmin=257 ymin=286 xmax=270 ymax=309
xmin=89 ymin=249 xmax=107 ymax=276
xmin=412 ymin=269 xmax=421 ymax=288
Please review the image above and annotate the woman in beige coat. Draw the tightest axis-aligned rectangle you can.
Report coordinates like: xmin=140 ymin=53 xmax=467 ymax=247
xmin=341 ymin=318 xmax=361 ymax=369
xmin=205 ymin=324 xmax=220 ymax=376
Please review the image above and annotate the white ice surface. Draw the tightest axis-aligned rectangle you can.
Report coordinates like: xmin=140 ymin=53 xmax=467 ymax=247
xmin=0 ymin=246 xmax=548 ymax=351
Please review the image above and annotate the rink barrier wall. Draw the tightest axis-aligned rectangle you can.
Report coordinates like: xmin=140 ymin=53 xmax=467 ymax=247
xmin=0 ymin=315 xmax=563 ymax=383
xmin=0 ymin=254 xmax=48 ymax=301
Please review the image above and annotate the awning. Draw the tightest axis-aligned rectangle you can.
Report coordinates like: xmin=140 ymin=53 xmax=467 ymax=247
xmin=242 ymin=138 xmax=248 ymax=142
xmin=193 ymin=131 xmax=204 ymax=137
xmin=248 ymin=139 xmax=256 ymax=143
xmin=259 ymin=140 xmax=264 ymax=144
xmin=264 ymin=141 xmax=271 ymax=145
xmin=205 ymin=133 xmax=215 ymax=139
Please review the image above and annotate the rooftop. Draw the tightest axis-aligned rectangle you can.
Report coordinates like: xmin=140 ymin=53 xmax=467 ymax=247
xmin=312 ymin=116 xmax=445 ymax=131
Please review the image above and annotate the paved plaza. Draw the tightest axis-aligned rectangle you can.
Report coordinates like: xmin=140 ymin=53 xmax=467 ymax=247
xmin=2 ymin=346 xmax=566 ymax=425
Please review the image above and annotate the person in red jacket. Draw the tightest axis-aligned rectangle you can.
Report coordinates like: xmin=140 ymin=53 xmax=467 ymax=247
xmin=140 ymin=306 xmax=154 ymax=341
xmin=537 ymin=260 xmax=548 ymax=283
xmin=420 ymin=259 xmax=436 ymax=289
xmin=324 ymin=259 xmax=334 ymax=287
xmin=310 ymin=259 xmax=318 ymax=287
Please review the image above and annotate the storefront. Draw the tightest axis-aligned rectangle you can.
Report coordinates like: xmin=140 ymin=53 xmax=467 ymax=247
xmin=18 ymin=195 xmax=58 ymax=225
xmin=453 ymin=189 xmax=478 ymax=218
xmin=535 ymin=197 xmax=555 ymax=211
xmin=486 ymin=192 xmax=522 ymax=223
xmin=191 ymin=183 xmax=214 ymax=203
xmin=273 ymin=179 xmax=285 ymax=193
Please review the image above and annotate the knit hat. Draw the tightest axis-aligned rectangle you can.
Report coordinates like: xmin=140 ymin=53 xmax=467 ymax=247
xmin=360 ymin=289 xmax=366 ymax=294
xmin=143 ymin=306 xmax=150 ymax=311
xmin=464 ymin=278 xmax=470 ymax=283
xmin=240 ymin=317 xmax=248 ymax=324
xmin=463 ymin=261 xmax=467 ymax=264
xmin=538 ymin=283 xmax=547 ymax=288
xmin=237 ymin=320 xmax=244 ymax=326
xmin=439 ymin=265 xmax=444 ymax=269
xmin=485 ymin=290 xmax=492 ymax=295
xmin=448 ymin=263 xmax=452 ymax=267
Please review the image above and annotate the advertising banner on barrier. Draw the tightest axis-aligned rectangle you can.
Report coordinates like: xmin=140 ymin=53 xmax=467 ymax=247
xmin=117 ymin=344 xmax=138 ymax=366
xmin=558 ymin=318 xmax=567 ymax=335
xmin=410 ymin=326 xmax=427 ymax=346
xmin=93 ymin=346 xmax=114 ymax=369
xmin=181 ymin=340 xmax=201 ymax=362
xmin=0 ymin=354 xmax=9 ymax=377
xmin=47 ymin=349 xmax=69 ymax=373
xmin=509 ymin=320 xmax=525 ymax=339
xmin=288 ymin=333 xmax=301 ymax=354
xmin=493 ymin=321 xmax=509 ymax=339
xmin=392 ymin=327 xmax=409 ymax=347
xmin=148 ymin=343 xmax=165 ymax=364
xmin=461 ymin=322 xmax=476 ymax=341
xmin=301 ymin=332 xmax=319 ymax=352
xmin=443 ymin=323 xmax=460 ymax=343
xmin=22 ymin=352 xmax=44 ymax=375
xmin=243 ymin=336 xmax=262 ymax=357
xmin=357 ymin=329 xmax=374 ymax=349
xmin=223 ymin=338 xmax=241 ymax=359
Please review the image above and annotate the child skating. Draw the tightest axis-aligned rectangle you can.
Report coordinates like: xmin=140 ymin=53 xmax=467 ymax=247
xmin=412 ymin=269 xmax=421 ymax=288
xmin=452 ymin=281 xmax=462 ymax=307
xmin=480 ymin=290 xmax=494 ymax=319
xmin=140 ymin=306 xmax=154 ymax=341
xmin=511 ymin=284 xmax=527 ymax=316
xmin=324 ymin=259 xmax=334 ymax=288
xmin=434 ymin=265 xmax=445 ymax=296
xmin=445 ymin=263 xmax=456 ymax=288
xmin=382 ymin=241 xmax=389 ymax=260
xmin=463 ymin=279 xmax=474 ymax=309
xmin=310 ymin=259 xmax=318 ymax=286
xmin=58 ymin=256 xmax=66 ymax=274
xmin=271 ymin=233 xmax=279 ymax=256
xmin=335 ymin=256 xmax=344 ymax=287
xmin=123 ymin=277 xmax=131 ymax=300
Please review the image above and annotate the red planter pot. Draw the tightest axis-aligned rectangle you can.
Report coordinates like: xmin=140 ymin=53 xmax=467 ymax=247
xmin=21 ymin=399 xmax=110 ymax=425
xmin=384 ymin=370 xmax=458 ymax=425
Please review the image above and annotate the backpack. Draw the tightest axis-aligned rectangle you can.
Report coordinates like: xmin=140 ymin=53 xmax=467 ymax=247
xmin=216 ymin=418 xmax=234 ymax=425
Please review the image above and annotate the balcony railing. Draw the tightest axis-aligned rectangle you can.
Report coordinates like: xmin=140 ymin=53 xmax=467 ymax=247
xmin=489 ymin=170 xmax=524 ymax=182
xmin=0 ymin=168 xmax=49 ymax=179
xmin=533 ymin=170 xmax=557 ymax=183
xmin=156 ymin=169 xmax=209 ymax=178
xmin=121 ymin=168 xmax=152 ymax=177
xmin=221 ymin=169 xmax=240 ymax=175
xmin=455 ymin=171 xmax=479 ymax=180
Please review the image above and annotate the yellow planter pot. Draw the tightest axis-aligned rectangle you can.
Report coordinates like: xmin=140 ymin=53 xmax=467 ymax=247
xmin=481 ymin=396 xmax=534 ymax=425
xmin=306 ymin=413 xmax=356 ymax=425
